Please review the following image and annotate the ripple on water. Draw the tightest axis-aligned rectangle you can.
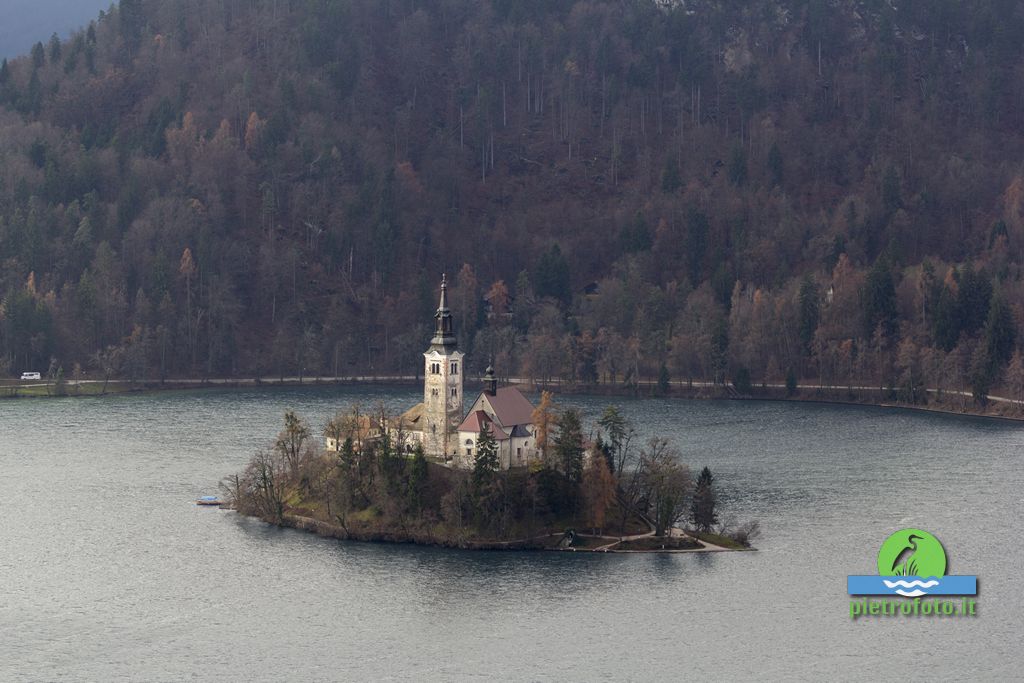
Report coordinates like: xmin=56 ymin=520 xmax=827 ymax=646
xmin=0 ymin=386 xmax=1020 ymax=680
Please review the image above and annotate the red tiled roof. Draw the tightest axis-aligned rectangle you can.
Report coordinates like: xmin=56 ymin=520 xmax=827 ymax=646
xmin=483 ymin=387 xmax=535 ymax=427
xmin=457 ymin=410 xmax=509 ymax=439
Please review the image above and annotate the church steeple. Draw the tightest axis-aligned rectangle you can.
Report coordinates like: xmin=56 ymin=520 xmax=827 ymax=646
xmin=423 ymin=273 xmax=464 ymax=460
xmin=431 ymin=273 xmax=457 ymax=350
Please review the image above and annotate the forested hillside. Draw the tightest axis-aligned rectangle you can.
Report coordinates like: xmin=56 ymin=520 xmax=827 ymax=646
xmin=1 ymin=0 xmax=1023 ymax=404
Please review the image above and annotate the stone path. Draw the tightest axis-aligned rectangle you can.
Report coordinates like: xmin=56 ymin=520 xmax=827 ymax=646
xmin=585 ymin=519 xmax=729 ymax=552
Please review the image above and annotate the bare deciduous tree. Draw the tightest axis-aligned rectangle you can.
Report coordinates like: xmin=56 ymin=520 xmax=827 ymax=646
xmin=242 ymin=448 xmax=286 ymax=522
xmin=639 ymin=439 xmax=691 ymax=537
xmin=275 ymin=409 xmax=310 ymax=478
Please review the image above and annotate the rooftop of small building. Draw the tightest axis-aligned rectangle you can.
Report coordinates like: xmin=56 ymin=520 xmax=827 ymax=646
xmin=479 ymin=386 xmax=535 ymax=427
xmin=398 ymin=402 xmax=425 ymax=428
xmin=457 ymin=409 xmax=510 ymax=440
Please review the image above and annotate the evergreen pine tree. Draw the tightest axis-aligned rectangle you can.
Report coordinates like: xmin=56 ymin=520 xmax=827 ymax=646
xmin=956 ymin=266 xmax=992 ymax=336
xmin=471 ymin=425 xmax=500 ymax=528
xmin=48 ymin=33 xmax=62 ymax=63
xmin=932 ymin=283 xmax=959 ymax=351
xmin=597 ymin=405 xmax=630 ymax=473
xmin=983 ymin=291 xmax=1016 ymax=371
xmin=553 ymin=409 xmax=585 ymax=483
xmin=785 ymin=367 xmax=798 ymax=397
xmin=472 ymin=425 xmax=499 ymax=493
xmin=340 ymin=437 xmax=356 ymax=464
xmin=863 ymin=258 xmax=897 ymax=339
xmin=690 ymin=466 xmax=718 ymax=533
xmin=798 ymin=275 xmax=819 ymax=354
xmin=533 ymin=244 xmax=571 ymax=307
xmin=592 ymin=433 xmax=614 ymax=474
xmin=31 ymin=42 xmax=45 ymax=69
xmin=969 ymin=343 xmax=992 ymax=406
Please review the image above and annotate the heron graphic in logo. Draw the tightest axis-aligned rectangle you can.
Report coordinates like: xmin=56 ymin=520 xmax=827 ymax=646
xmin=890 ymin=533 xmax=923 ymax=576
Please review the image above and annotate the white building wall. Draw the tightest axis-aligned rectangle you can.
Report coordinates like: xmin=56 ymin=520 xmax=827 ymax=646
xmin=456 ymin=431 xmax=537 ymax=470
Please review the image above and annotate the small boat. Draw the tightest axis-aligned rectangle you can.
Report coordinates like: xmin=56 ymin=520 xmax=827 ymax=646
xmin=196 ymin=495 xmax=223 ymax=506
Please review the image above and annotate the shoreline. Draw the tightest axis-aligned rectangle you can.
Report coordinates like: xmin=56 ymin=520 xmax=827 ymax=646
xmin=745 ymin=393 xmax=1024 ymax=424
xmin=256 ymin=512 xmax=751 ymax=554
xmin=4 ymin=375 xmax=1021 ymax=424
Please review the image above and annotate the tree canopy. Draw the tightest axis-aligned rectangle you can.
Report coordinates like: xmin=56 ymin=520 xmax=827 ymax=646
xmin=0 ymin=0 xmax=1020 ymax=404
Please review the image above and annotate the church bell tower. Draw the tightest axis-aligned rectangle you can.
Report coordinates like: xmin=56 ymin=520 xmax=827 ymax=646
xmin=423 ymin=274 xmax=464 ymax=458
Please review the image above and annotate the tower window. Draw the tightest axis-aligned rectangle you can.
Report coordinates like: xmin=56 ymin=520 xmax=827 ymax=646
xmin=432 ymin=388 xmax=438 ymax=397
xmin=451 ymin=388 xmax=457 ymax=397
xmin=451 ymin=362 xmax=458 ymax=374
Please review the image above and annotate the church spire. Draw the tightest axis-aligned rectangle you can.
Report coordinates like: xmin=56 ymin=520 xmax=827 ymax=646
xmin=431 ymin=273 xmax=457 ymax=350
xmin=437 ymin=273 xmax=449 ymax=317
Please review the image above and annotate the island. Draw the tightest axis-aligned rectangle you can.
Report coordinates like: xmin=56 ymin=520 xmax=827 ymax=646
xmin=221 ymin=278 xmax=757 ymax=552
xmin=223 ymin=404 xmax=757 ymax=553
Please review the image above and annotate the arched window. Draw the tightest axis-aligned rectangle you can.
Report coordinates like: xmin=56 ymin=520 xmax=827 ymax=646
xmin=451 ymin=362 xmax=458 ymax=374
xmin=451 ymin=388 xmax=457 ymax=397
xmin=465 ymin=438 xmax=473 ymax=445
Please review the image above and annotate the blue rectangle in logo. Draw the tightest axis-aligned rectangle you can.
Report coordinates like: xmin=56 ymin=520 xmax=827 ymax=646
xmin=847 ymin=576 xmax=977 ymax=596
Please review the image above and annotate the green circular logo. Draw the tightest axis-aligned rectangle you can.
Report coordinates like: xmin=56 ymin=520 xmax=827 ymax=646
xmin=877 ymin=528 xmax=946 ymax=578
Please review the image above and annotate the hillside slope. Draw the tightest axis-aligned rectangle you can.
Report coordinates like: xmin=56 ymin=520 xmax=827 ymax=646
xmin=0 ymin=0 xmax=1022 ymax=404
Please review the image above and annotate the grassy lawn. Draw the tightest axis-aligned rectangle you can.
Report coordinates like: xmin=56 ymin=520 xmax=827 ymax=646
xmin=617 ymin=536 xmax=702 ymax=551
xmin=569 ymin=535 xmax=616 ymax=549
xmin=693 ymin=531 xmax=747 ymax=550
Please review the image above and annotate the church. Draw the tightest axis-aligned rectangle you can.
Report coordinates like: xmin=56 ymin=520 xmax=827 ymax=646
xmin=398 ymin=275 xmax=540 ymax=469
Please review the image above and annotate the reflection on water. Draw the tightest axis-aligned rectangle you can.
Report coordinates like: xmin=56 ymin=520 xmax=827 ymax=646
xmin=0 ymin=385 xmax=1021 ymax=680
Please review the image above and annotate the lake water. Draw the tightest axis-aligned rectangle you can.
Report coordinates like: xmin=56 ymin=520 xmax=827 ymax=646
xmin=0 ymin=386 xmax=1020 ymax=680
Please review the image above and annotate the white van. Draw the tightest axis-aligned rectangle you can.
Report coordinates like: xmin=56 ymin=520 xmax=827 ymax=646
xmin=20 ymin=372 xmax=42 ymax=381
